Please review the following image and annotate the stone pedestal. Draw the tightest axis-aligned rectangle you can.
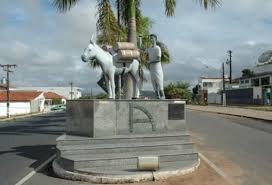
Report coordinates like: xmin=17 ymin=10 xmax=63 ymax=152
xmin=66 ymin=99 xmax=186 ymax=137
xmin=54 ymin=99 xmax=199 ymax=184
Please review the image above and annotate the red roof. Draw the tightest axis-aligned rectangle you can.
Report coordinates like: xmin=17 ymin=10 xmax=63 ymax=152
xmin=0 ymin=91 xmax=43 ymax=102
xmin=44 ymin=92 xmax=65 ymax=99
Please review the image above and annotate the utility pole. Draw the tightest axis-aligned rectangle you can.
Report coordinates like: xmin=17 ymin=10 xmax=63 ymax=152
xmin=69 ymin=82 xmax=74 ymax=100
xmin=0 ymin=64 xmax=17 ymax=118
xmin=228 ymin=50 xmax=232 ymax=84
xmin=222 ymin=62 xmax=226 ymax=106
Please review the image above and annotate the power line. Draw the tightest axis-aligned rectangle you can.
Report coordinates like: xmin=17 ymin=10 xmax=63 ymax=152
xmin=0 ymin=64 xmax=17 ymax=118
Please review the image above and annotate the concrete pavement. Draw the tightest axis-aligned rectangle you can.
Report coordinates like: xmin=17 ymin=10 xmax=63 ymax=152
xmin=187 ymin=105 xmax=272 ymax=121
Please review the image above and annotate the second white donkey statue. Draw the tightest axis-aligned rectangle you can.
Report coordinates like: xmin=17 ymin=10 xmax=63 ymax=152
xmin=81 ymin=38 xmax=141 ymax=99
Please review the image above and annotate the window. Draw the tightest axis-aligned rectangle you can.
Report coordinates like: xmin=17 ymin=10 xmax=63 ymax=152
xmin=261 ymin=77 xmax=270 ymax=85
xmin=203 ymin=82 xmax=213 ymax=87
xmin=240 ymin=80 xmax=244 ymax=84
xmin=245 ymin=80 xmax=249 ymax=84
xmin=252 ymin=79 xmax=259 ymax=86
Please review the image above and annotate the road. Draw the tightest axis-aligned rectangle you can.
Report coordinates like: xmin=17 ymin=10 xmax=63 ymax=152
xmin=0 ymin=113 xmax=65 ymax=185
xmin=187 ymin=110 xmax=272 ymax=185
xmin=0 ymin=110 xmax=272 ymax=185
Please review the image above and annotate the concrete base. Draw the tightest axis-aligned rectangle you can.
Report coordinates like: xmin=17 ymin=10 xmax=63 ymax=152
xmin=66 ymin=99 xmax=186 ymax=137
xmin=53 ymin=157 xmax=200 ymax=184
xmin=54 ymin=99 xmax=200 ymax=183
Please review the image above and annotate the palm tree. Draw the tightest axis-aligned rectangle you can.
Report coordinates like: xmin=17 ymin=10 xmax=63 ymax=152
xmin=53 ymin=0 xmax=221 ymax=98
xmin=54 ymin=0 xmax=221 ymax=44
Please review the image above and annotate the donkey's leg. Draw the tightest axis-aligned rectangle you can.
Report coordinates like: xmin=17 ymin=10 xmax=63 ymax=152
xmin=131 ymin=63 xmax=141 ymax=99
xmin=105 ymin=75 xmax=112 ymax=99
xmin=109 ymin=72 xmax=116 ymax=99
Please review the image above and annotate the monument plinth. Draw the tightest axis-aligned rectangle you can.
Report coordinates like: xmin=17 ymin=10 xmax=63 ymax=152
xmin=53 ymin=100 xmax=200 ymax=183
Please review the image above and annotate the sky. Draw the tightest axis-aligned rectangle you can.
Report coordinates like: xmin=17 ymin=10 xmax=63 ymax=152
xmin=1 ymin=0 xmax=272 ymax=94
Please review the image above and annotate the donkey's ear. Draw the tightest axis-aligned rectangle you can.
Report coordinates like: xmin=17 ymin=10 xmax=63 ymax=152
xmin=90 ymin=34 xmax=96 ymax=44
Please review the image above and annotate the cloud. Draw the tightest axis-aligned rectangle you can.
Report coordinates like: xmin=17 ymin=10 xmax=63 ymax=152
xmin=0 ymin=0 xmax=272 ymax=94
xmin=0 ymin=0 xmax=101 ymax=93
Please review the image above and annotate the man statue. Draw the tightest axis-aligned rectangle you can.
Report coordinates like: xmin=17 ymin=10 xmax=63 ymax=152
xmin=146 ymin=34 xmax=165 ymax=99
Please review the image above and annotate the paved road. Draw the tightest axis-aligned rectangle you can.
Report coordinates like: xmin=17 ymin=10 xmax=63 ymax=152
xmin=187 ymin=110 xmax=272 ymax=185
xmin=1 ymin=111 xmax=272 ymax=185
xmin=0 ymin=113 xmax=65 ymax=185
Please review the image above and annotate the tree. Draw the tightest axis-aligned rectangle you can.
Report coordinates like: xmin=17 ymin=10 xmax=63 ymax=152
xmin=164 ymin=82 xmax=192 ymax=101
xmin=53 ymin=0 xmax=221 ymax=98
xmin=242 ymin=69 xmax=255 ymax=78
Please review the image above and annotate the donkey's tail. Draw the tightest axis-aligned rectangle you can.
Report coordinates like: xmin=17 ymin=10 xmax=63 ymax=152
xmin=139 ymin=64 xmax=144 ymax=89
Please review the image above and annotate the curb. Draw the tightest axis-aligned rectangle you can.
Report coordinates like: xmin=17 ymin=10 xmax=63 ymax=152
xmin=52 ymin=158 xmax=200 ymax=184
xmin=187 ymin=108 xmax=272 ymax=122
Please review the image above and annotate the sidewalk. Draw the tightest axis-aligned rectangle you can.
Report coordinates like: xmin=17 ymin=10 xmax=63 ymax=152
xmin=187 ymin=105 xmax=272 ymax=121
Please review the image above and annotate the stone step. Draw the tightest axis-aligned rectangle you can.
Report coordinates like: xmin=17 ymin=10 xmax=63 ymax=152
xmin=58 ymin=139 xmax=193 ymax=150
xmin=57 ymin=133 xmax=191 ymax=146
xmin=59 ymin=149 xmax=198 ymax=170
xmin=58 ymin=142 xmax=195 ymax=156
xmin=75 ymin=159 xmax=199 ymax=176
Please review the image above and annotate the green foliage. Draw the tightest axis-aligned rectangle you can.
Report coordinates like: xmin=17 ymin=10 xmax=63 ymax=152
xmin=95 ymin=93 xmax=108 ymax=99
xmin=164 ymin=82 xmax=192 ymax=101
xmin=242 ymin=68 xmax=255 ymax=78
xmin=97 ymin=0 xmax=119 ymax=45
xmin=52 ymin=98 xmax=62 ymax=105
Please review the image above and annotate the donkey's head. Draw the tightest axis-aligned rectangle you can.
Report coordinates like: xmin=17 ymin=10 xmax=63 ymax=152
xmin=81 ymin=36 xmax=97 ymax=63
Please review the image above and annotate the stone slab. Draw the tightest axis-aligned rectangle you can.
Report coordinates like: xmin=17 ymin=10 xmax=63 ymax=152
xmin=66 ymin=99 xmax=186 ymax=138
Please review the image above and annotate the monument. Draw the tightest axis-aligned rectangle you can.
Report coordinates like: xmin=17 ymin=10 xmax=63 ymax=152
xmin=53 ymin=35 xmax=200 ymax=183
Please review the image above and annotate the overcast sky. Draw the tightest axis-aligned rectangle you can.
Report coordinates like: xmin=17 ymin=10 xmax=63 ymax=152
xmin=1 ymin=0 xmax=272 ymax=94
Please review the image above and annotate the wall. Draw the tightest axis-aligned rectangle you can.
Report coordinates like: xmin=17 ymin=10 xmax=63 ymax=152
xmin=0 ymin=102 xmax=30 ymax=117
xmin=226 ymin=88 xmax=254 ymax=105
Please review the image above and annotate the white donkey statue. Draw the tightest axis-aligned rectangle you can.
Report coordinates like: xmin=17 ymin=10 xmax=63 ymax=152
xmin=81 ymin=38 xmax=141 ymax=99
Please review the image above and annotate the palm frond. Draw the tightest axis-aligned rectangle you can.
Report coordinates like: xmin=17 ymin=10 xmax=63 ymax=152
xmin=96 ymin=0 xmax=119 ymax=45
xmin=199 ymin=0 xmax=222 ymax=9
xmin=164 ymin=0 xmax=176 ymax=16
xmin=53 ymin=0 xmax=80 ymax=12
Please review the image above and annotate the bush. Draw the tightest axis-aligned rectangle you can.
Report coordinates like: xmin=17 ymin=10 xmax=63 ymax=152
xmin=164 ymin=82 xmax=192 ymax=101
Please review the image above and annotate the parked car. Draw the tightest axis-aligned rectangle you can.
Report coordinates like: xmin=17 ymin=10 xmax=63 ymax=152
xmin=50 ymin=104 xmax=66 ymax=111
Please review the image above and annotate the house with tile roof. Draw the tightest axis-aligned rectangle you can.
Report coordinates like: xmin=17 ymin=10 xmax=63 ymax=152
xmin=44 ymin=92 xmax=66 ymax=105
xmin=0 ymin=91 xmax=45 ymax=117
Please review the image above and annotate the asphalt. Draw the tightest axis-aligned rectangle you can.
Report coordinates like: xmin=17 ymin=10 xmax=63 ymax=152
xmin=0 ymin=110 xmax=272 ymax=185
xmin=187 ymin=110 xmax=272 ymax=185
xmin=0 ymin=112 xmax=65 ymax=185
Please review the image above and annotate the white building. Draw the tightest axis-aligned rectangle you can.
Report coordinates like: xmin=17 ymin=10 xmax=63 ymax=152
xmin=197 ymin=77 xmax=224 ymax=104
xmin=198 ymin=77 xmax=225 ymax=94
xmin=15 ymin=87 xmax=83 ymax=100
xmin=0 ymin=91 xmax=45 ymax=117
